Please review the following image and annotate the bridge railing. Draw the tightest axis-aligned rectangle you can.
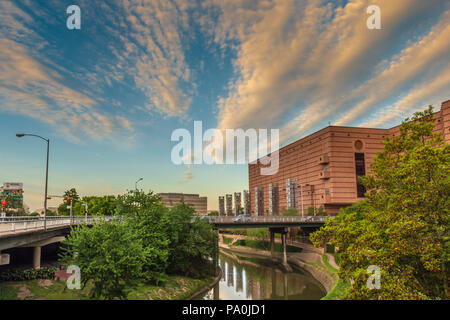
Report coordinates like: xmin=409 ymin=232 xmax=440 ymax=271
xmin=0 ymin=216 xmax=112 ymax=234
xmin=201 ymin=215 xmax=329 ymax=224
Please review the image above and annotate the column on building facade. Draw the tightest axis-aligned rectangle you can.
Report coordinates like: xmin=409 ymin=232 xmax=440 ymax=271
xmin=234 ymin=192 xmax=242 ymax=215
xmin=243 ymin=190 xmax=251 ymax=215
xmin=219 ymin=196 xmax=225 ymax=216
xmin=226 ymin=194 xmax=233 ymax=216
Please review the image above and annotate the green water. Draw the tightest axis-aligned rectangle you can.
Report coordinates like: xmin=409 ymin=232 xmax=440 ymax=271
xmin=200 ymin=251 xmax=326 ymax=300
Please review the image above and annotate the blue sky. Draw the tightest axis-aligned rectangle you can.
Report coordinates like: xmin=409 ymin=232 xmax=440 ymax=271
xmin=0 ymin=0 xmax=449 ymax=211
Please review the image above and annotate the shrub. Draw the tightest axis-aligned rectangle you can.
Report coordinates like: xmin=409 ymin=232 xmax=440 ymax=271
xmin=0 ymin=267 xmax=55 ymax=282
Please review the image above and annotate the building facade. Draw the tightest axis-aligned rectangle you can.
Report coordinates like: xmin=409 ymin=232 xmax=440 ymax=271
xmin=158 ymin=193 xmax=207 ymax=215
xmin=249 ymin=100 xmax=450 ymax=216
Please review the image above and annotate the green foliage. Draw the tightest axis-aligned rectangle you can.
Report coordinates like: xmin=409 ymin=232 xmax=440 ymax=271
xmin=60 ymin=190 xmax=218 ymax=299
xmin=0 ymin=267 xmax=55 ymax=282
xmin=60 ymin=222 xmax=149 ymax=299
xmin=46 ymin=210 xmax=57 ymax=216
xmin=208 ymin=210 xmax=219 ymax=216
xmin=282 ymin=208 xmax=298 ymax=216
xmin=232 ymin=239 xmax=302 ymax=253
xmin=311 ymin=106 xmax=450 ymax=299
xmin=126 ymin=200 xmax=170 ymax=284
xmin=82 ymin=195 xmax=117 ymax=216
xmin=247 ymin=228 xmax=268 ymax=242
xmin=222 ymin=236 xmax=233 ymax=244
xmin=317 ymin=206 xmax=327 ymax=216
xmin=307 ymin=206 xmax=315 ymax=216
xmin=166 ymin=202 xmax=217 ymax=278
xmin=115 ymin=189 xmax=161 ymax=217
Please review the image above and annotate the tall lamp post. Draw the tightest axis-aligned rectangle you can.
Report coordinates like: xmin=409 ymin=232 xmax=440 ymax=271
xmin=135 ymin=178 xmax=143 ymax=190
xmin=16 ymin=133 xmax=49 ymax=230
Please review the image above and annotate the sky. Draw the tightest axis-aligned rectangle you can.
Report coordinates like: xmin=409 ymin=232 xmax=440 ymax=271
xmin=0 ymin=0 xmax=449 ymax=211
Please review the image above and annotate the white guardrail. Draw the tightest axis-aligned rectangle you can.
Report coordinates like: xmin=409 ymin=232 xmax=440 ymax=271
xmin=0 ymin=216 xmax=113 ymax=235
xmin=200 ymin=215 xmax=329 ymax=224
xmin=0 ymin=215 xmax=329 ymax=235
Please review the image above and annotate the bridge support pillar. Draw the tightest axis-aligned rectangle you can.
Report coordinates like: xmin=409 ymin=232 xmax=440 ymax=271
xmin=281 ymin=232 xmax=287 ymax=266
xmin=270 ymin=230 xmax=275 ymax=259
xmin=33 ymin=246 xmax=41 ymax=270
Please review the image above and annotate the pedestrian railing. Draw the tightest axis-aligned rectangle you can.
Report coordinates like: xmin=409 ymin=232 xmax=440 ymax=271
xmin=0 ymin=216 xmax=112 ymax=235
xmin=199 ymin=215 xmax=329 ymax=224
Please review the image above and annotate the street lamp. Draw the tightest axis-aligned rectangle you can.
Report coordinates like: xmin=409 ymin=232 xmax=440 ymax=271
xmin=135 ymin=178 xmax=143 ymax=190
xmin=16 ymin=133 xmax=50 ymax=230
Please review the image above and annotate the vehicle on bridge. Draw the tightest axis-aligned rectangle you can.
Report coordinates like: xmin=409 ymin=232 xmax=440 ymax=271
xmin=232 ymin=214 xmax=251 ymax=222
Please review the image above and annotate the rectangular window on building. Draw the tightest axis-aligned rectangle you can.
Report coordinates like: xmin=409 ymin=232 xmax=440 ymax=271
xmin=355 ymin=153 xmax=366 ymax=197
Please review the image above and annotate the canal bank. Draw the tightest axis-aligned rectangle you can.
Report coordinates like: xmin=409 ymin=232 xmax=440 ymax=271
xmin=218 ymin=236 xmax=341 ymax=299
xmin=200 ymin=249 xmax=327 ymax=300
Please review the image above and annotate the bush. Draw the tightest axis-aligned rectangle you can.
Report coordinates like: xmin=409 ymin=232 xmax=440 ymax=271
xmin=0 ymin=267 xmax=55 ymax=282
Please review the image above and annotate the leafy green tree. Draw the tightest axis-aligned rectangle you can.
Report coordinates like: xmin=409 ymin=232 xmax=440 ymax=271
xmin=282 ymin=208 xmax=298 ymax=216
xmin=166 ymin=202 xmax=217 ymax=277
xmin=60 ymin=222 xmax=148 ymax=299
xmin=58 ymin=188 xmax=81 ymax=215
xmin=311 ymin=106 xmax=449 ymax=299
xmin=317 ymin=206 xmax=327 ymax=216
xmin=127 ymin=201 xmax=170 ymax=284
xmin=115 ymin=189 xmax=161 ymax=216
xmin=247 ymin=228 xmax=269 ymax=249
xmin=83 ymin=195 xmax=117 ymax=216
xmin=208 ymin=210 xmax=219 ymax=216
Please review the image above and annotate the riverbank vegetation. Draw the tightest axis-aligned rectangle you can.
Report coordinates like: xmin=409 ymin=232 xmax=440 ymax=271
xmin=231 ymin=239 xmax=302 ymax=253
xmin=57 ymin=190 xmax=218 ymax=300
xmin=311 ymin=107 xmax=449 ymax=300
xmin=0 ymin=276 xmax=215 ymax=300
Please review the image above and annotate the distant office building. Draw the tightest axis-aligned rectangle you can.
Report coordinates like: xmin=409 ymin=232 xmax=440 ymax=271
xmin=158 ymin=193 xmax=207 ymax=215
xmin=249 ymin=100 xmax=450 ymax=215
xmin=1 ymin=182 xmax=24 ymax=210
xmin=218 ymin=196 xmax=225 ymax=216
xmin=243 ymin=190 xmax=251 ymax=215
xmin=234 ymin=192 xmax=242 ymax=215
xmin=35 ymin=206 xmax=59 ymax=217
xmin=225 ymin=194 xmax=233 ymax=216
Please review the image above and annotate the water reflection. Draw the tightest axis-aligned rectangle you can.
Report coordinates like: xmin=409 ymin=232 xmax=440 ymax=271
xmin=201 ymin=251 xmax=326 ymax=300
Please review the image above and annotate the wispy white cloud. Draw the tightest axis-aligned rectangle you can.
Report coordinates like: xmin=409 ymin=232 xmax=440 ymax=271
xmin=201 ymin=0 xmax=449 ymax=145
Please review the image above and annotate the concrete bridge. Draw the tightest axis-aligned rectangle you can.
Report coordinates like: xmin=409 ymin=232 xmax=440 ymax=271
xmin=205 ymin=215 xmax=327 ymax=229
xmin=0 ymin=216 xmax=109 ymax=269
xmin=0 ymin=215 xmax=327 ymax=271
xmin=206 ymin=215 xmax=328 ymax=272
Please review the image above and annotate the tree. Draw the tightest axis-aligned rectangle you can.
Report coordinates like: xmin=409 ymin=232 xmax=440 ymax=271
xmin=60 ymin=222 xmax=148 ymax=299
xmin=126 ymin=201 xmax=170 ymax=284
xmin=282 ymin=208 xmax=298 ymax=216
xmin=311 ymin=106 xmax=449 ymax=299
xmin=115 ymin=189 xmax=161 ymax=216
xmin=58 ymin=188 xmax=81 ymax=215
xmin=208 ymin=210 xmax=219 ymax=216
xmin=166 ymin=202 xmax=217 ymax=278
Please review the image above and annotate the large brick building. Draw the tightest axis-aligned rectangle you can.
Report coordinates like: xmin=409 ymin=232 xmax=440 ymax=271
xmin=249 ymin=100 xmax=450 ymax=216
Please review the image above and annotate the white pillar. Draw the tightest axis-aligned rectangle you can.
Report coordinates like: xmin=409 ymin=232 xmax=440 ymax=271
xmin=33 ymin=246 xmax=41 ymax=270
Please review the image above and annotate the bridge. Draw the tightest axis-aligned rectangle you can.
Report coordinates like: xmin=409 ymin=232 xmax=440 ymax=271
xmin=205 ymin=215 xmax=328 ymax=271
xmin=0 ymin=215 xmax=328 ymax=271
xmin=205 ymin=215 xmax=327 ymax=229
xmin=0 ymin=216 xmax=110 ymax=269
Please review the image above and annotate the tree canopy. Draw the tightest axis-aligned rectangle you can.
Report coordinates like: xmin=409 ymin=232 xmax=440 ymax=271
xmin=311 ymin=106 xmax=449 ymax=299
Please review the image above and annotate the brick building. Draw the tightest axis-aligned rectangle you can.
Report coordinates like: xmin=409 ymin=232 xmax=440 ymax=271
xmin=249 ymin=100 xmax=450 ymax=216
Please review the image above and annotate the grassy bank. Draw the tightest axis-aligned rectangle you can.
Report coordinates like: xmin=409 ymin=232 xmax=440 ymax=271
xmin=304 ymin=254 xmax=350 ymax=300
xmin=0 ymin=275 xmax=215 ymax=300
xmin=231 ymin=239 xmax=303 ymax=253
